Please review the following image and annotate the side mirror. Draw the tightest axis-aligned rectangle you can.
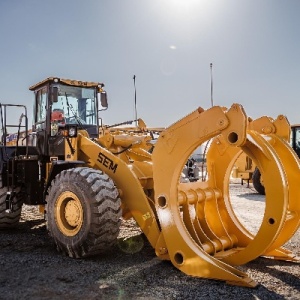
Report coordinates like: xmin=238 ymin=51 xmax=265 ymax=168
xmin=51 ymin=87 xmax=58 ymax=103
xmin=98 ymin=92 xmax=108 ymax=110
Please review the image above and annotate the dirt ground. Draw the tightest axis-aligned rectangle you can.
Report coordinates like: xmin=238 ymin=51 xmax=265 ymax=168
xmin=0 ymin=183 xmax=299 ymax=300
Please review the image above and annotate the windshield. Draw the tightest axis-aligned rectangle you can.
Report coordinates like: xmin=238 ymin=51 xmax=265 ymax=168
xmin=51 ymin=85 xmax=97 ymax=126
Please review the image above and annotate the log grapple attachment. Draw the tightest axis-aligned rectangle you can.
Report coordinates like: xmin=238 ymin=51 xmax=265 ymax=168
xmin=151 ymin=104 xmax=300 ymax=287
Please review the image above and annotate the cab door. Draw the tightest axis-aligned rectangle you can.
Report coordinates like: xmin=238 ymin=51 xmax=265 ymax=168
xmin=33 ymin=86 xmax=50 ymax=156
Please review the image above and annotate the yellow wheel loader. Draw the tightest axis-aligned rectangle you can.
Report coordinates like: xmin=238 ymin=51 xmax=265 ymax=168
xmin=232 ymin=123 xmax=300 ymax=195
xmin=0 ymin=77 xmax=299 ymax=288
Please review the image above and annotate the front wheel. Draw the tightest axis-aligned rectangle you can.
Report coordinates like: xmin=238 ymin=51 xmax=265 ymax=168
xmin=46 ymin=167 xmax=121 ymax=258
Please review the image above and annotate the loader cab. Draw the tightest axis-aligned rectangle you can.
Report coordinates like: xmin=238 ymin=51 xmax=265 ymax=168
xmin=30 ymin=77 xmax=107 ymax=158
xmin=290 ymin=124 xmax=300 ymax=158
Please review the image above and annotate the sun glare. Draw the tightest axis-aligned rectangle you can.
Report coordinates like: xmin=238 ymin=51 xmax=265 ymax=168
xmin=167 ymin=0 xmax=210 ymax=12
xmin=159 ymin=0 xmax=219 ymax=24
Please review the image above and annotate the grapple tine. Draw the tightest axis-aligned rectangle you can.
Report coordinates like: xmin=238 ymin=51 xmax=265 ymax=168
xmin=261 ymin=134 xmax=300 ymax=253
xmin=205 ymin=116 xmax=300 ymax=265
xmin=152 ymin=104 xmax=257 ymax=286
xmin=152 ymin=103 xmax=300 ymax=286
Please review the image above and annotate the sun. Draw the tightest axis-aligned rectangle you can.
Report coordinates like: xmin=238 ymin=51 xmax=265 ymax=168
xmin=167 ymin=0 xmax=210 ymax=11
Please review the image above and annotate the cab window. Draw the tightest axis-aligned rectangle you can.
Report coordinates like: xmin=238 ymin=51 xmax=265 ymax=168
xmin=36 ymin=87 xmax=48 ymax=124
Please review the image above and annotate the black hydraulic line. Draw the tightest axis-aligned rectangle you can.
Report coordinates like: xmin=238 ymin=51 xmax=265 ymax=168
xmin=66 ymin=137 xmax=75 ymax=155
xmin=112 ymin=144 xmax=133 ymax=155
xmin=106 ymin=120 xmax=136 ymax=129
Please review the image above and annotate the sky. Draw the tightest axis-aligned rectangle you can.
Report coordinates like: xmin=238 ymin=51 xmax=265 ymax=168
xmin=0 ymin=0 xmax=300 ymax=128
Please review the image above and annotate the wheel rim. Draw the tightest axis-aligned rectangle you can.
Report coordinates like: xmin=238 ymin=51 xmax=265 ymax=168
xmin=55 ymin=191 xmax=83 ymax=236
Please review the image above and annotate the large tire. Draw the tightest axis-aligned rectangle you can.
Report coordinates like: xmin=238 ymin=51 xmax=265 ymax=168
xmin=252 ymin=167 xmax=265 ymax=195
xmin=0 ymin=187 xmax=24 ymax=229
xmin=46 ymin=167 xmax=121 ymax=258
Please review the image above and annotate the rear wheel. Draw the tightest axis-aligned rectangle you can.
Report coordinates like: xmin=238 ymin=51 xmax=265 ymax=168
xmin=46 ymin=167 xmax=121 ymax=258
xmin=252 ymin=167 xmax=265 ymax=195
xmin=0 ymin=187 xmax=24 ymax=229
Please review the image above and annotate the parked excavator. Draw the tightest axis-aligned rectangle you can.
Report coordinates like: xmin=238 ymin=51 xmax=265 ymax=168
xmin=0 ymin=77 xmax=299 ymax=288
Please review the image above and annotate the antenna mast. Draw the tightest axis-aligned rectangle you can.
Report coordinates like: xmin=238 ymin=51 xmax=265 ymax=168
xmin=133 ymin=75 xmax=137 ymax=126
xmin=210 ymin=63 xmax=214 ymax=107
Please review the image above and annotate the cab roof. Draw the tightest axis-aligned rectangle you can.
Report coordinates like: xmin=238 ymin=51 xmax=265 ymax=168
xmin=29 ymin=77 xmax=104 ymax=91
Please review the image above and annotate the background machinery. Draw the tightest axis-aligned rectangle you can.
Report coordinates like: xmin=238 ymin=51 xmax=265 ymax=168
xmin=0 ymin=77 xmax=299 ymax=288
xmin=232 ymin=123 xmax=300 ymax=194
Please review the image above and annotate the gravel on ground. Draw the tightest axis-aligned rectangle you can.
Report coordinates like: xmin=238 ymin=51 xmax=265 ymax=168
xmin=0 ymin=182 xmax=299 ymax=300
